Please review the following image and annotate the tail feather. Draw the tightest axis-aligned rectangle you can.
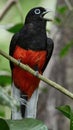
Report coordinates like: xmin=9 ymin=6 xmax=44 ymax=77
xmin=11 ymin=83 xmax=39 ymax=119
xmin=20 ymin=88 xmax=39 ymax=118
xmin=11 ymin=82 xmax=22 ymax=119
xmin=25 ymin=88 xmax=39 ymax=118
xmin=20 ymin=93 xmax=28 ymax=118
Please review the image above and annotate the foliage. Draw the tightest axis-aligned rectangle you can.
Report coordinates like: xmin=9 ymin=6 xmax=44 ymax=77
xmin=0 ymin=118 xmax=9 ymax=130
xmin=0 ymin=118 xmax=48 ymax=130
xmin=0 ymin=87 xmax=19 ymax=108
xmin=0 ymin=70 xmax=11 ymax=86
xmin=56 ymin=105 xmax=73 ymax=130
xmin=60 ymin=41 xmax=73 ymax=57
xmin=7 ymin=23 xmax=23 ymax=33
xmin=55 ymin=5 xmax=73 ymax=57
xmin=57 ymin=5 xmax=68 ymax=14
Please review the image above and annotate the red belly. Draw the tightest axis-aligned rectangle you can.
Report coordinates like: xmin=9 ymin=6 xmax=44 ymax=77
xmin=13 ymin=45 xmax=47 ymax=98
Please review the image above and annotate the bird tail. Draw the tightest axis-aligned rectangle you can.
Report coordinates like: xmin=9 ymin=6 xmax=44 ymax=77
xmin=11 ymin=82 xmax=22 ymax=119
xmin=20 ymin=88 xmax=39 ymax=118
xmin=11 ymin=83 xmax=39 ymax=119
xmin=20 ymin=89 xmax=39 ymax=118
xmin=20 ymin=92 xmax=28 ymax=118
xmin=24 ymin=88 xmax=39 ymax=118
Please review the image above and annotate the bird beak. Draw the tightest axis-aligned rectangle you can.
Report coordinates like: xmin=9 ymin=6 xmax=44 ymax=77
xmin=41 ymin=9 xmax=53 ymax=22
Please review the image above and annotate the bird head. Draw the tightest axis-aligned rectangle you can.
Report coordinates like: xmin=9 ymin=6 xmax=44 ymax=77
xmin=25 ymin=7 xmax=52 ymax=24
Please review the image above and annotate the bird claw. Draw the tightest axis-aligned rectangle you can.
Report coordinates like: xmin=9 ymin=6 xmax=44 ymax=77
xmin=34 ymin=71 xmax=39 ymax=77
xmin=18 ymin=59 xmax=21 ymax=65
xmin=20 ymin=97 xmax=27 ymax=106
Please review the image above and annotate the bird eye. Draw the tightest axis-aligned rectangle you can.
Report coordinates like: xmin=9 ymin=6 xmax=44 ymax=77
xmin=34 ymin=9 xmax=41 ymax=14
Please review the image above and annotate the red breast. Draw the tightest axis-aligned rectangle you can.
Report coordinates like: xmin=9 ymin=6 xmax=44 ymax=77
xmin=12 ymin=45 xmax=47 ymax=98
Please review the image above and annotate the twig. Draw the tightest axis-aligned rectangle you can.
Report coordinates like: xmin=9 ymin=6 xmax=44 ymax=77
xmin=15 ymin=1 xmax=24 ymax=23
xmin=0 ymin=87 xmax=19 ymax=108
xmin=0 ymin=49 xmax=73 ymax=99
xmin=65 ymin=0 xmax=73 ymax=11
xmin=0 ymin=0 xmax=18 ymax=20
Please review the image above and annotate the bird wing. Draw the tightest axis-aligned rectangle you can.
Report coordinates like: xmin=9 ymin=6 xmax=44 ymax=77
xmin=9 ymin=32 xmax=19 ymax=69
xmin=42 ymin=37 xmax=54 ymax=72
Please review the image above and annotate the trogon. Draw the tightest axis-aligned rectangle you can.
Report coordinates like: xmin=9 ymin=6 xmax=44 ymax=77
xmin=9 ymin=7 xmax=54 ymax=118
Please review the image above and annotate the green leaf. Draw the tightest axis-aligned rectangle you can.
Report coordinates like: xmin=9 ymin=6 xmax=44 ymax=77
xmin=57 ymin=5 xmax=67 ymax=14
xmin=54 ymin=17 xmax=62 ymax=25
xmin=57 ymin=105 xmax=73 ymax=130
xmin=60 ymin=41 xmax=73 ymax=57
xmin=0 ymin=110 xmax=5 ymax=117
xmin=56 ymin=105 xmax=71 ymax=119
xmin=7 ymin=23 xmax=23 ymax=33
xmin=7 ymin=118 xmax=48 ymax=130
xmin=0 ymin=71 xmax=11 ymax=86
xmin=70 ymin=111 xmax=73 ymax=130
xmin=0 ymin=76 xmax=11 ymax=86
xmin=0 ymin=118 xmax=9 ymax=130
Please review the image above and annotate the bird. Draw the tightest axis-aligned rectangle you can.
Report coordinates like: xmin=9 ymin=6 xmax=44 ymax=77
xmin=9 ymin=7 xmax=54 ymax=119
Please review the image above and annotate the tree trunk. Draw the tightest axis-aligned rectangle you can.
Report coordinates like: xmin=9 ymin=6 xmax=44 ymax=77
xmin=37 ymin=1 xmax=73 ymax=130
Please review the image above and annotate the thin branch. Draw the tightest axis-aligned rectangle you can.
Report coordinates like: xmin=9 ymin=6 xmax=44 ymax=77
xmin=0 ymin=49 xmax=73 ymax=99
xmin=15 ymin=1 xmax=24 ymax=23
xmin=0 ymin=87 xmax=19 ymax=108
xmin=0 ymin=0 xmax=18 ymax=20
xmin=65 ymin=0 xmax=73 ymax=11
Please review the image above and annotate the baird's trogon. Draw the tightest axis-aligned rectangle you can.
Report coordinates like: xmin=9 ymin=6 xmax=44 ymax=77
xmin=9 ymin=7 xmax=54 ymax=119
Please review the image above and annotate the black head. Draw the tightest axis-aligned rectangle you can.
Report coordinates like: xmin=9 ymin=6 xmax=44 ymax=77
xmin=25 ymin=7 xmax=52 ymax=24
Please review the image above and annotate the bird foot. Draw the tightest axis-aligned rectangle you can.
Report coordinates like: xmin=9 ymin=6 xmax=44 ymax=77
xmin=34 ymin=71 xmax=39 ymax=77
xmin=20 ymin=97 xmax=27 ymax=106
xmin=18 ymin=59 xmax=21 ymax=66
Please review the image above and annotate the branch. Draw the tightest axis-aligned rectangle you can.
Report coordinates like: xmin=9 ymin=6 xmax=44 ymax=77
xmin=15 ymin=1 xmax=24 ymax=23
xmin=0 ymin=0 xmax=18 ymax=20
xmin=0 ymin=87 xmax=19 ymax=108
xmin=65 ymin=0 xmax=73 ymax=11
xmin=0 ymin=49 xmax=73 ymax=99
